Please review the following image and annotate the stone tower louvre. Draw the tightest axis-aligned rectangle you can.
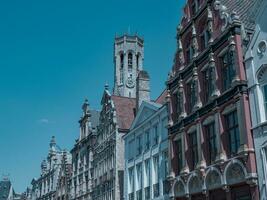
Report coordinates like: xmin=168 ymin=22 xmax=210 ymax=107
xmin=113 ymin=34 xmax=144 ymax=98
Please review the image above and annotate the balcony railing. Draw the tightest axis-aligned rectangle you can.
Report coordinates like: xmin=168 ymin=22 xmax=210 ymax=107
xmin=128 ymin=192 xmax=134 ymax=200
xmin=144 ymin=186 xmax=150 ymax=200
xmin=136 ymin=189 xmax=142 ymax=200
xmin=153 ymin=183 xmax=159 ymax=198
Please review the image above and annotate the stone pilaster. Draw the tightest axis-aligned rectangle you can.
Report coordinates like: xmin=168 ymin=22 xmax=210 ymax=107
xmin=196 ymin=122 xmax=206 ymax=172
xmin=192 ymin=23 xmax=199 ymax=58
xmin=177 ymin=79 xmax=187 ymax=120
xmin=215 ymin=112 xmax=226 ymax=163
xmin=207 ymin=5 xmax=214 ymax=44
xmin=192 ymin=67 xmax=202 ymax=110
xmin=209 ymin=52 xmax=220 ymax=98
xmin=229 ymin=35 xmax=240 ymax=84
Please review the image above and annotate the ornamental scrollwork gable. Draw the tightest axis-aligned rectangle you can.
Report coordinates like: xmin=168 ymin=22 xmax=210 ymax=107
xmin=214 ymin=1 xmax=240 ymax=31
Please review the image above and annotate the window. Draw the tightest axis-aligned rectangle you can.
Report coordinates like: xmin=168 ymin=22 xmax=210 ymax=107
xmin=206 ymin=122 xmax=217 ymax=163
xmin=120 ymin=54 xmax=124 ymax=84
xmin=128 ymin=139 xmax=134 ymax=160
xmin=188 ymin=80 xmax=197 ymax=112
xmin=222 ymin=51 xmax=235 ymax=91
xmin=153 ymin=156 xmax=159 ymax=198
xmin=203 ymin=67 xmax=213 ymax=102
xmin=186 ymin=41 xmax=193 ymax=64
xmin=153 ymin=156 xmax=159 ymax=183
xmin=200 ymin=29 xmax=211 ymax=50
xmin=153 ymin=126 xmax=159 ymax=145
xmin=136 ymin=164 xmax=142 ymax=190
xmin=261 ymin=146 xmax=267 ymax=192
xmin=263 ymin=84 xmax=267 ymax=119
xmin=177 ymin=91 xmax=183 ymax=116
xmin=136 ymin=54 xmax=140 ymax=69
xmin=128 ymin=168 xmax=134 ymax=193
xmin=191 ymin=1 xmax=196 ymax=16
xmin=161 ymin=151 xmax=168 ymax=179
xmin=144 ymin=159 xmax=150 ymax=187
xmin=136 ymin=135 xmax=142 ymax=156
xmin=128 ymin=53 xmax=133 ymax=72
xmin=225 ymin=110 xmax=240 ymax=156
xmin=176 ymin=139 xmax=183 ymax=173
xmin=189 ymin=131 xmax=198 ymax=169
xmin=191 ymin=0 xmax=200 ymax=16
xmin=145 ymin=131 xmax=150 ymax=151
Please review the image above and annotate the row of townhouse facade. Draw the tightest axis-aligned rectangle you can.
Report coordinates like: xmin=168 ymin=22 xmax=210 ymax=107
xmin=24 ymin=0 xmax=267 ymax=199
xmin=30 ymin=136 xmax=72 ymax=200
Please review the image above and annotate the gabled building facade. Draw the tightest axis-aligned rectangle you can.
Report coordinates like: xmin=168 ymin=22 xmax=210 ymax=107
xmin=70 ymin=100 xmax=100 ymax=200
xmin=91 ymin=34 xmax=143 ymax=200
xmin=124 ymin=92 xmax=169 ymax=200
xmin=245 ymin=0 xmax=267 ymax=199
xmin=166 ymin=0 xmax=259 ymax=199
xmin=31 ymin=137 xmax=71 ymax=200
xmin=91 ymin=87 xmax=136 ymax=200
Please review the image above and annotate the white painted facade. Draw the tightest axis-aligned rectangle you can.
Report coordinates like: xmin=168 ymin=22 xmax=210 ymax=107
xmin=245 ymin=1 xmax=267 ymax=199
xmin=124 ymin=101 xmax=169 ymax=200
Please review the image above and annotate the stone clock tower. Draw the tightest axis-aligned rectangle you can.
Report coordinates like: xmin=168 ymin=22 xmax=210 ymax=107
xmin=113 ymin=34 xmax=144 ymax=98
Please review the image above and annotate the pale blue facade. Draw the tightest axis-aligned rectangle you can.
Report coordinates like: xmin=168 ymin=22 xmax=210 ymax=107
xmin=123 ymin=101 xmax=169 ymax=200
xmin=245 ymin=1 xmax=267 ymax=199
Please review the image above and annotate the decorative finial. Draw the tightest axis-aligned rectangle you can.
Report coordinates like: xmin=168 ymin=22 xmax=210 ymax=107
xmin=105 ymin=83 xmax=109 ymax=90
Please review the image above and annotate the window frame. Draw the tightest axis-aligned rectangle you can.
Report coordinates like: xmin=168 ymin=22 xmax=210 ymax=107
xmin=221 ymin=51 xmax=235 ymax=91
xmin=205 ymin=122 xmax=217 ymax=163
xmin=136 ymin=135 xmax=142 ymax=156
xmin=176 ymin=139 xmax=183 ymax=173
xmin=189 ymin=131 xmax=198 ymax=169
xmin=203 ymin=67 xmax=213 ymax=103
xmin=225 ymin=110 xmax=240 ymax=156
xmin=128 ymin=52 xmax=133 ymax=72
xmin=261 ymin=144 xmax=267 ymax=196
xmin=263 ymin=84 xmax=267 ymax=119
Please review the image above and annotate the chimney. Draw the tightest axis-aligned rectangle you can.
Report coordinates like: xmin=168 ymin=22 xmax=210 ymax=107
xmin=136 ymin=70 xmax=150 ymax=110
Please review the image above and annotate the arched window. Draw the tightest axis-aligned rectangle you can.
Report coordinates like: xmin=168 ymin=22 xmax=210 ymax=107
xmin=136 ymin=54 xmax=140 ymax=69
xmin=258 ymin=64 xmax=267 ymax=120
xmin=120 ymin=54 xmax=124 ymax=84
xmin=128 ymin=52 xmax=133 ymax=72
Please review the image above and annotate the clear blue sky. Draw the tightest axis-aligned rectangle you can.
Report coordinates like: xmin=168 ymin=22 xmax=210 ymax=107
xmin=0 ymin=0 xmax=184 ymax=192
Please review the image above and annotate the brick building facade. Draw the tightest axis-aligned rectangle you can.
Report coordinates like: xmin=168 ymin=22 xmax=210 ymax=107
xmin=166 ymin=0 xmax=259 ymax=199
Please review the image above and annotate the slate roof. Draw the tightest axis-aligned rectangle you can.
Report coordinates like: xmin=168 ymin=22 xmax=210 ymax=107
xmin=155 ymin=89 xmax=167 ymax=105
xmin=221 ymin=0 xmax=256 ymax=30
xmin=111 ymin=95 xmax=136 ymax=130
xmin=0 ymin=180 xmax=11 ymax=200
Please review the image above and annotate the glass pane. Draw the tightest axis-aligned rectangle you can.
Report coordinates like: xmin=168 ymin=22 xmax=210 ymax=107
xmin=264 ymin=85 xmax=267 ymax=118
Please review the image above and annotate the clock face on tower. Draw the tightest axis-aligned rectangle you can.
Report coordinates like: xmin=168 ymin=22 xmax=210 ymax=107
xmin=126 ymin=75 xmax=135 ymax=88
